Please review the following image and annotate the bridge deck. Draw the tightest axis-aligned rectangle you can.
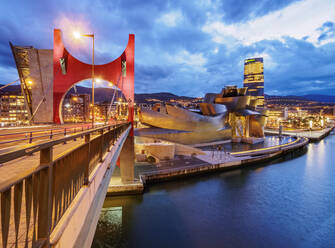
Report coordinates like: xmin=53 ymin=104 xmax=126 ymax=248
xmin=0 ymin=123 xmax=129 ymax=248
xmin=0 ymin=137 xmax=92 ymax=248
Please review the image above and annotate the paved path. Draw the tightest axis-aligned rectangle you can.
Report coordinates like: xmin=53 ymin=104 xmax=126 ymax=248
xmin=0 ymin=123 xmax=93 ymax=149
xmin=0 ymin=123 xmax=126 ymax=247
xmin=0 ymin=137 xmax=87 ymax=187
xmin=0 ymin=135 xmax=95 ymax=248
xmin=265 ymin=127 xmax=334 ymax=140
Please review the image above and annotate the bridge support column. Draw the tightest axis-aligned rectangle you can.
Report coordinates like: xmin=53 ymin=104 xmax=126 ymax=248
xmin=120 ymin=135 xmax=135 ymax=183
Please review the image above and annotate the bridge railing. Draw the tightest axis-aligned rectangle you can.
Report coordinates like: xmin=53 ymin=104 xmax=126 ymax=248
xmin=0 ymin=122 xmax=130 ymax=248
xmin=0 ymin=123 xmax=110 ymax=146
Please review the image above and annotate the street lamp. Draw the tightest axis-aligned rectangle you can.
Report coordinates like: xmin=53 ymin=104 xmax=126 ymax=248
xmin=74 ymin=31 xmax=95 ymax=126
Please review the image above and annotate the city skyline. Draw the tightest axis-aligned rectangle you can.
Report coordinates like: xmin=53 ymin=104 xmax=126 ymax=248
xmin=0 ymin=0 xmax=335 ymax=97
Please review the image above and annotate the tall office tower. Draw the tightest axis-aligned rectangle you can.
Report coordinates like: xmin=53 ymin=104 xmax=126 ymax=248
xmin=243 ymin=57 xmax=264 ymax=108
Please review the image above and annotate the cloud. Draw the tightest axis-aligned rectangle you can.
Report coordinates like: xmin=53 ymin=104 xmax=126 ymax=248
xmin=0 ymin=0 xmax=335 ymax=97
xmin=0 ymin=66 xmax=19 ymax=84
xmin=317 ymin=21 xmax=335 ymax=44
xmin=216 ymin=0 xmax=301 ymax=24
xmin=202 ymin=0 xmax=335 ymax=46
xmin=169 ymin=50 xmax=207 ymax=69
xmin=157 ymin=10 xmax=183 ymax=27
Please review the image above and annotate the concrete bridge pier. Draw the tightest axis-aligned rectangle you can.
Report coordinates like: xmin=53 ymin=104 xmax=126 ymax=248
xmin=120 ymin=135 xmax=135 ymax=183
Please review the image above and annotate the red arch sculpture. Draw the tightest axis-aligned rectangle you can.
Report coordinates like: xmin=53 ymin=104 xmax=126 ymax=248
xmin=53 ymin=29 xmax=134 ymax=130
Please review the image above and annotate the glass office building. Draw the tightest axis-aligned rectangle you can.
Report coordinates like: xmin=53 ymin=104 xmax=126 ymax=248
xmin=243 ymin=57 xmax=264 ymax=108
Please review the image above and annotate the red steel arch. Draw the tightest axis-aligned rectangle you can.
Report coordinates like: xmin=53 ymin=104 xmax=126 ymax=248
xmin=53 ymin=29 xmax=134 ymax=129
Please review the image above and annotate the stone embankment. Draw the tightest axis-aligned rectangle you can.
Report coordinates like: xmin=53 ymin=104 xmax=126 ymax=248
xmin=265 ymin=126 xmax=334 ymax=142
xmin=139 ymin=137 xmax=309 ymax=184
xmin=108 ymin=136 xmax=311 ymax=195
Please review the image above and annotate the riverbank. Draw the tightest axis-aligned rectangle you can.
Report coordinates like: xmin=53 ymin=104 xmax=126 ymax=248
xmin=94 ymin=134 xmax=335 ymax=248
xmin=139 ymin=137 xmax=308 ymax=184
xmin=265 ymin=126 xmax=334 ymax=142
xmin=107 ymin=136 xmax=309 ymax=195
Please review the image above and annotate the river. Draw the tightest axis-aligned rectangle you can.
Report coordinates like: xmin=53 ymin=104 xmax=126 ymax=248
xmin=92 ymin=134 xmax=335 ymax=248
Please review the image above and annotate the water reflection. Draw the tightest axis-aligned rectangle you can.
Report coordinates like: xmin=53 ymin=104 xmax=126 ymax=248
xmin=93 ymin=134 xmax=335 ymax=248
xmin=317 ymin=140 xmax=325 ymax=166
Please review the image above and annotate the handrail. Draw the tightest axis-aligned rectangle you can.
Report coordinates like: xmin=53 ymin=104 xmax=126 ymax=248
xmin=0 ymin=124 xmax=104 ymax=145
xmin=0 ymin=123 xmax=125 ymax=164
xmin=0 ymin=129 xmax=83 ymax=145
xmin=0 ymin=125 xmax=91 ymax=137
xmin=0 ymin=122 xmax=131 ymax=248
xmin=230 ymin=137 xmax=308 ymax=156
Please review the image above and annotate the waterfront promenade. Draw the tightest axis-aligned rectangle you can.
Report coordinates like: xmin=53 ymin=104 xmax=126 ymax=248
xmin=265 ymin=127 xmax=334 ymax=141
xmin=108 ymin=136 xmax=308 ymax=195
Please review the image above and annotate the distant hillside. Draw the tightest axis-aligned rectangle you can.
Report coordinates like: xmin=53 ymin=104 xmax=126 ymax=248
xmin=67 ymin=86 xmax=119 ymax=103
xmin=0 ymin=84 xmax=21 ymax=93
xmin=2 ymin=84 xmax=335 ymax=103
xmin=265 ymin=94 xmax=308 ymax=101
xmin=302 ymin=94 xmax=335 ymax=103
xmin=265 ymin=94 xmax=335 ymax=103
xmin=135 ymin=92 xmax=194 ymax=103
xmin=0 ymin=85 xmax=195 ymax=103
xmin=0 ymin=84 xmax=120 ymax=103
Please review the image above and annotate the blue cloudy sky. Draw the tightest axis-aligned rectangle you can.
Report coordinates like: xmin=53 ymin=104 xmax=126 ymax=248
xmin=0 ymin=0 xmax=335 ymax=97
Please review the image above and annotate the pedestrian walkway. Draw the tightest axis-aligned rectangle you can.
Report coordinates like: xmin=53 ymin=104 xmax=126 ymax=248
xmin=265 ymin=127 xmax=334 ymax=141
xmin=196 ymin=150 xmax=241 ymax=164
xmin=0 ymin=136 xmax=93 ymax=248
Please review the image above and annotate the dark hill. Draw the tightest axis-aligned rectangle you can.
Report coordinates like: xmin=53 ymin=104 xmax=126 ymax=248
xmin=2 ymin=84 xmax=335 ymax=103
xmin=301 ymin=94 xmax=335 ymax=103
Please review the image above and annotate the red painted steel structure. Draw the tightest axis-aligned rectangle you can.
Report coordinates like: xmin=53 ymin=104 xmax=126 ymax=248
xmin=53 ymin=29 xmax=134 ymax=134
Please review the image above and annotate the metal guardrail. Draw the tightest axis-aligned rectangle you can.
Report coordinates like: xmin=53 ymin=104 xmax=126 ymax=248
xmin=0 ymin=124 xmax=100 ymax=145
xmin=231 ymin=137 xmax=308 ymax=157
xmin=0 ymin=122 xmax=130 ymax=248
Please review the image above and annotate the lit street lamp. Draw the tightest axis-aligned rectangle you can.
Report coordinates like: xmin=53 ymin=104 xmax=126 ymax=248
xmin=74 ymin=31 xmax=95 ymax=126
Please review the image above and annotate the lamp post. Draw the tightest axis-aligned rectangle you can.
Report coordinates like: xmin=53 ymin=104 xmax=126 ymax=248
xmin=74 ymin=32 xmax=95 ymax=127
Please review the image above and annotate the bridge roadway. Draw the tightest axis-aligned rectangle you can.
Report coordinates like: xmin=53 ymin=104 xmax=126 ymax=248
xmin=0 ymin=137 xmax=93 ymax=248
xmin=0 ymin=130 xmax=98 ymax=197
xmin=0 ymin=123 xmax=133 ymax=248
xmin=0 ymin=123 xmax=106 ymax=149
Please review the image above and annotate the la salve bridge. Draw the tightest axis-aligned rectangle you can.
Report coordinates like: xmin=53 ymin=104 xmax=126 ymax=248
xmin=0 ymin=29 xmax=135 ymax=248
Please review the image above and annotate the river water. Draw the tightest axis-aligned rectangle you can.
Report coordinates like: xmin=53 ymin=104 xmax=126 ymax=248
xmin=92 ymin=134 xmax=335 ymax=248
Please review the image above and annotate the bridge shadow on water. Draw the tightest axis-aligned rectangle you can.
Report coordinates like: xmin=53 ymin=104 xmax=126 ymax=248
xmin=92 ymin=134 xmax=335 ymax=248
xmin=92 ymin=140 xmax=309 ymax=248
xmin=92 ymin=191 xmax=192 ymax=248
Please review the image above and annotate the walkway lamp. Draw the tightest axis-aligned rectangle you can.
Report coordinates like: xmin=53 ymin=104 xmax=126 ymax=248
xmin=74 ymin=31 xmax=95 ymax=126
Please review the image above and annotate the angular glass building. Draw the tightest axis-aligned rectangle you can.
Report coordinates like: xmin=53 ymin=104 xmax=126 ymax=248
xmin=243 ymin=57 xmax=264 ymax=108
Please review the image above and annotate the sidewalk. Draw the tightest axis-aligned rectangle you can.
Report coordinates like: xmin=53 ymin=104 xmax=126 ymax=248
xmin=0 ymin=137 xmax=89 ymax=248
xmin=265 ymin=127 xmax=334 ymax=141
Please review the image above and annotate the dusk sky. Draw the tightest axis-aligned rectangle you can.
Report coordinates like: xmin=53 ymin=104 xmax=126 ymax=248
xmin=1 ymin=0 xmax=335 ymax=97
